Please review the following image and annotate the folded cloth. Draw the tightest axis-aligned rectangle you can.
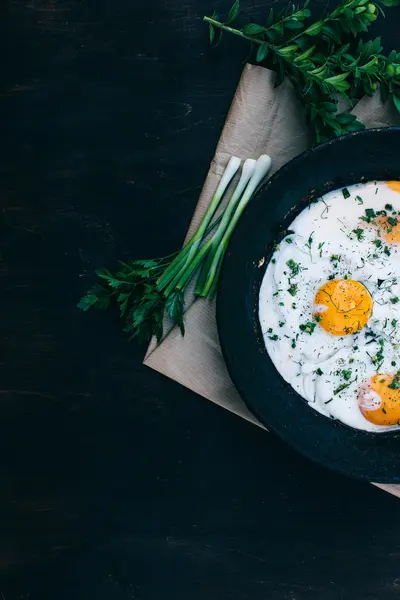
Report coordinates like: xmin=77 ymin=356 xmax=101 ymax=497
xmin=144 ymin=63 xmax=400 ymax=497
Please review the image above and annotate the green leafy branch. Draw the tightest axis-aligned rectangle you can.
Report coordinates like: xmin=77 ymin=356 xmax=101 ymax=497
xmin=205 ymin=0 xmax=400 ymax=142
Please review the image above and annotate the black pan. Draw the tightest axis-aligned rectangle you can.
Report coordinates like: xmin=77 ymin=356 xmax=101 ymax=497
xmin=217 ymin=127 xmax=400 ymax=483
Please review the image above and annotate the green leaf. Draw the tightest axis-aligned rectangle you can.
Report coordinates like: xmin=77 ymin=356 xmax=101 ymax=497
xmin=227 ymin=0 xmax=240 ymax=24
xmin=322 ymin=24 xmax=342 ymax=45
xmin=209 ymin=23 xmax=215 ymax=43
xmin=380 ymin=0 xmax=400 ymax=6
xmin=165 ymin=289 xmax=185 ymax=336
xmin=256 ymin=44 xmax=269 ymax=63
xmin=284 ymin=19 xmax=304 ymax=29
xmin=294 ymin=44 xmax=315 ymax=63
xmin=241 ymin=23 xmax=266 ymax=35
xmin=325 ymin=72 xmax=351 ymax=92
xmin=304 ymin=20 xmax=324 ymax=36
xmin=77 ymin=285 xmax=111 ymax=311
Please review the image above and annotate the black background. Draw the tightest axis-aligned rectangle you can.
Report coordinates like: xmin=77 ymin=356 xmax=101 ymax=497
xmin=2 ymin=1 xmax=400 ymax=598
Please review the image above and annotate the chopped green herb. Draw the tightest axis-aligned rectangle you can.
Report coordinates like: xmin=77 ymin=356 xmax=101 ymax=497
xmin=305 ymin=232 xmax=314 ymax=250
xmin=314 ymin=315 xmax=322 ymax=323
xmin=286 ymin=259 xmax=300 ymax=276
xmin=342 ymin=370 xmax=352 ymax=381
xmin=271 ymin=258 xmax=276 ymax=264
xmin=391 ymin=297 xmax=400 ymax=304
xmin=388 ymin=216 xmax=398 ymax=226
xmin=285 ymin=238 xmax=293 ymax=244
xmin=330 ymin=255 xmax=340 ymax=263
xmin=384 ymin=246 xmax=391 ymax=256
xmin=273 ymin=291 xmax=279 ymax=297
xmin=315 ymin=368 xmax=323 ymax=376
xmin=288 ymin=283 xmax=298 ymax=296
xmin=342 ymin=188 xmax=350 ymax=199
xmin=392 ymin=361 xmax=397 ymax=367
xmin=372 ymin=339 xmax=385 ymax=368
xmin=353 ymin=228 xmax=364 ymax=241
xmin=279 ymin=302 xmax=284 ymax=306
xmin=291 ymin=302 xmax=296 ymax=309
xmin=269 ymin=334 xmax=280 ymax=341
xmin=334 ymin=380 xmax=355 ymax=395
xmin=279 ymin=321 xmax=285 ymax=328
xmin=355 ymin=195 xmax=363 ymax=205
xmin=328 ymin=274 xmax=335 ymax=280
xmin=389 ymin=371 xmax=400 ymax=390
xmin=365 ymin=208 xmax=376 ymax=219
xmin=382 ymin=407 xmax=387 ymax=414
xmin=268 ymin=328 xmax=273 ymax=333
xmin=374 ymin=239 xmax=382 ymax=248
xmin=392 ymin=319 xmax=398 ymax=328
xmin=385 ymin=204 xmax=393 ymax=211
xmin=300 ymin=321 xmax=317 ymax=335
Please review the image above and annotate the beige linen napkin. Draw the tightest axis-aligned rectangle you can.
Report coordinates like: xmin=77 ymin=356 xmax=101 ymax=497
xmin=144 ymin=64 xmax=400 ymax=496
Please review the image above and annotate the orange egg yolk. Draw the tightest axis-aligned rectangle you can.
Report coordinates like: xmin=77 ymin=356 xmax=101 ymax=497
xmin=313 ymin=279 xmax=373 ymax=336
xmin=359 ymin=374 xmax=400 ymax=426
xmin=387 ymin=181 xmax=400 ymax=193
xmin=375 ymin=215 xmax=400 ymax=243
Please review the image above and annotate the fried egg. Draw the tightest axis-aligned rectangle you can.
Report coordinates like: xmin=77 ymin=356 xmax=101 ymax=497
xmin=259 ymin=181 xmax=400 ymax=432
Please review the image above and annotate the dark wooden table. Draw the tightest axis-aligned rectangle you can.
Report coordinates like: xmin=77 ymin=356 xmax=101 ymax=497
xmin=2 ymin=1 xmax=400 ymax=598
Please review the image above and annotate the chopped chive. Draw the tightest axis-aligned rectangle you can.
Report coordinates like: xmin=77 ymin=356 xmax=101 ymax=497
xmin=355 ymin=195 xmax=363 ymax=205
xmin=300 ymin=321 xmax=317 ymax=335
xmin=385 ymin=204 xmax=393 ymax=211
xmin=353 ymin=228 xmax=364 ymax=241
xmin=391 ymin=297 xmax=400 ymax=304
xmin=342 ymin=188 xmax=350 ymax=199
xmin=388 ymin=216 xmax=398 ymax=226
xmin=286 ymin=259 xmax=300 ymax=276
xmin=374 ymin=239 xmax=382 ymax=248
xmin=334 ymin=379 xmax=355 ymax=395
xmin=315 ymin=368 xmax=323 ymax=376
xmin=384 ymin=246 xmax=391 ymax=256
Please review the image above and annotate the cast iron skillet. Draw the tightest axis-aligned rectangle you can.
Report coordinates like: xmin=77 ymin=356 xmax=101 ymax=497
xmin=217 ymin=127 xmax=400 ymax=483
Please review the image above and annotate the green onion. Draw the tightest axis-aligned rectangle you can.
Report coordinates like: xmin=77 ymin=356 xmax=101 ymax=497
xmin=195 ymin=155 xmax=272 ymax=298
xmin=157 ymin=156 xmax=241 ymax=294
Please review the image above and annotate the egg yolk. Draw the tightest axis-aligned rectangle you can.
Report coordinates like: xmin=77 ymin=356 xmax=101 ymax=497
xmin=359 ymin=374 xmax=400 ymax=426
xmin=387 ymin=181 xmax=400 ymax=193
xmin=313 ymin=279 xmax=373 ymax=336
xmin=375 ymin=215 xmax=400 ymax=243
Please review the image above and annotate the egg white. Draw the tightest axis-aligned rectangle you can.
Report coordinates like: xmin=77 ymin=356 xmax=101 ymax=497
xmin=259 ymin=181 xmax=400 ymax=432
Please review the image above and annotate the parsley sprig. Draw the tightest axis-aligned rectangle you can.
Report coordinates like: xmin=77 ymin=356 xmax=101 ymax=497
xmin=205 ymin=0 xmax=400 ymax=142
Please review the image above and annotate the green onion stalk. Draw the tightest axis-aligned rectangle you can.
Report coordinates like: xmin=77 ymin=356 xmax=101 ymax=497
xmin=195 ymin=154 xmax=272 ymax=298
xmin=175 ymin=157 xmax=257 ymax=291
xmin=156 ymin=156 xmax=241 ymax=296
